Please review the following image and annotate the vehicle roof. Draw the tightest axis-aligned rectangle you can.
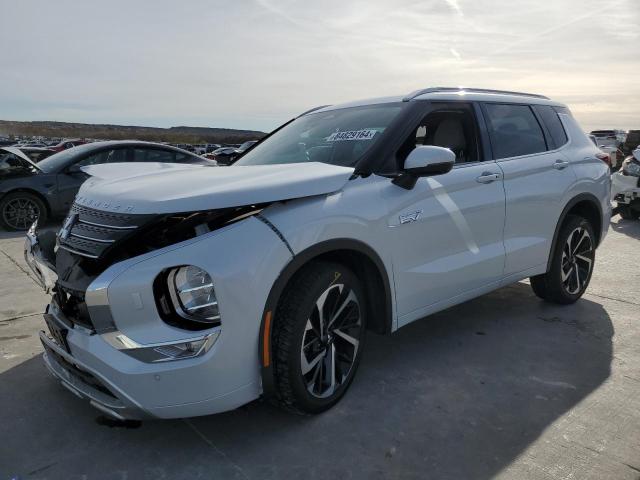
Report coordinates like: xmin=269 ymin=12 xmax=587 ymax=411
xmin=62 ymin=140 xmax=199 ymax=154
xmin=309 ymin=87 xmax=566 ymax=114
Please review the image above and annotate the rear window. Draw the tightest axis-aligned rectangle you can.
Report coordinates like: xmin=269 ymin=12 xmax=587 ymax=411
xmin=534 ymin=105 xmax=568 ymax=149
xmin=483 ymin=104 xmax=547 ymax=159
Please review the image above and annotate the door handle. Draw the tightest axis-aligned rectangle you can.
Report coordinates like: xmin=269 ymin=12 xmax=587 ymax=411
xmin=553 ymin=159 xmax=570 ymax=170
xmin=476 ymin=172 xmax=502 ymax=184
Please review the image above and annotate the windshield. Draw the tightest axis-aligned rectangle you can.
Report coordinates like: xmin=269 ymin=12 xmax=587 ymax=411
xmin=235 ymin=103 xmax=404 ymax=167
xmin=37 ymin=144 xmax=94 ymax=173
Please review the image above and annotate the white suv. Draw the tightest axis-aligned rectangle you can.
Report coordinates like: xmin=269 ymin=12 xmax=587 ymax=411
xmin=25 ymin=87 xmax=611 ymax=420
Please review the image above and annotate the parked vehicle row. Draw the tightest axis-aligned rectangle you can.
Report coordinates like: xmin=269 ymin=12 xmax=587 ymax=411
xmin=611 ymin=147 xmax=640 ymax=220
xmin=25 ymin=87 xmax=610 ymax=421
xmin=0 ymin=141 xmax=215 ymax=230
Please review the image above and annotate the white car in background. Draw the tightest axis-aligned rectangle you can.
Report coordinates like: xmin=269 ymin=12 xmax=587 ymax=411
xmin=25 ymin=87 xmax=610 ymax=420
xmin=611 ymin=147 xmax=640 ymax=220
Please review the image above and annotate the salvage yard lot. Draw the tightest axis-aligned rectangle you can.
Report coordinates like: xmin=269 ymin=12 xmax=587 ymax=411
xmin=1 ymin=219 xmax=639 ymax=480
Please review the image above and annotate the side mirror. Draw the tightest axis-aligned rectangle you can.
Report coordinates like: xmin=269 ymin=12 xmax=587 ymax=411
xmin=393 ymin=146 xmax=455 ymax=189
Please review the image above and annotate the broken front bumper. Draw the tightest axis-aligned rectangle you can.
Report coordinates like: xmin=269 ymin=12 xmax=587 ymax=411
xmin=40 ymin=302 xmax=151 ymax=420
xmin=24 ymin=223 xmax=57 ymax=293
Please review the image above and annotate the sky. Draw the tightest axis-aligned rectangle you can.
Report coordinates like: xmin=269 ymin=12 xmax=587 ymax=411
xmin=1 ymin=0 xmax=639 ymax=133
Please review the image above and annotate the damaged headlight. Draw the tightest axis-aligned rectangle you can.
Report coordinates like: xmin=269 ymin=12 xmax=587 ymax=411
xmin=155 ymin=265 xmax=221 ymax=330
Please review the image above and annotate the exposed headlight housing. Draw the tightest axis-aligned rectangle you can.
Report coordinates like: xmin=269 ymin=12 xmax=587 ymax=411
xmin=155 ymin=265 xmax=221 ymax=330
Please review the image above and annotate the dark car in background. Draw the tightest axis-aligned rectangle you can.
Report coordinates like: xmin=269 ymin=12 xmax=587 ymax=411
xmin=209 ymin=140 xmax=259 ymax=165
xmin=0 ymin=141 xmax=214 ymax=230
xmin=17 ymin=147 xmax=55 ymax=162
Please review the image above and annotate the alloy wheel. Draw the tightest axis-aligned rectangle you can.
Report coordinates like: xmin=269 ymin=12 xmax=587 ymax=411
xmin=2 ymin=198 xmax=40 ymax=230
xmin=561 ymin=226 xmax=594 ymax=295
xmin=300 ymin=283 xmax=362 ymax=399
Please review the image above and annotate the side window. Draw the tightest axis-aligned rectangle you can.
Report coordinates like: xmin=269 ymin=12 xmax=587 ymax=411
xmin=398 ymin=107 xmax=480 ymax=165
xmin=76 ymin=148 xmax=128 ymax=167
xmin=483 ymin=104 xmax=547 ymax=159
xmin=533 ymin=105 xmax=568 ymax=149
xmin=133 ymin=148 xmax=177 ymax=163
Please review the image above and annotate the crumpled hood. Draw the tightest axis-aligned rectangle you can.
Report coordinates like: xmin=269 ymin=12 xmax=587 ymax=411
xmin=77 ymin=162 xmax=354 ymax=214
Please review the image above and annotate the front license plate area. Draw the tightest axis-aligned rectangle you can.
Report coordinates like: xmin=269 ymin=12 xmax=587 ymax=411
xmin=43 ymin=313 xmax=71 ymax=353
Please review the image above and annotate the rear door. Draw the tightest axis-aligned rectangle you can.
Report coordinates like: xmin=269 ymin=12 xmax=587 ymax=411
xmin=481 ymin=102 xmax=576 ymax=277
xmin=382 ymin=102 xmax=506 ymax=326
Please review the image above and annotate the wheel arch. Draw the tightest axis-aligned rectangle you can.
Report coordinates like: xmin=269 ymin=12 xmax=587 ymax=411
xmin=547 ymin=193 xmax=603 ymax=271
xmin=259 ymin=238 xmax=393 ymax=400
xmin=0 ymin=188 xmax=52 ymax=217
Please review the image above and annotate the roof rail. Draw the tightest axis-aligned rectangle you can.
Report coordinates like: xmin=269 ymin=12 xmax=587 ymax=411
xmin=403 ymin=87 xmax=549 ymax=102
xmin=298 ymin=104 xmax=332 ymax=117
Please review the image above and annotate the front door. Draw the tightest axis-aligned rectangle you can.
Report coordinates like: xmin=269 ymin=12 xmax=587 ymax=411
xmin=382 ymin=103 xmax=506 ymax=326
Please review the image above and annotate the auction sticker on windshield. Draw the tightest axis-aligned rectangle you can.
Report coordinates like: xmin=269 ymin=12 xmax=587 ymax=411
xmin=326 ymin=129 xmax=378 ymax=142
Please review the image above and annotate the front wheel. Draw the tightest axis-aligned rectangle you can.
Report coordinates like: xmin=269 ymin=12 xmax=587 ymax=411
xmin=530 ymin=215 xmax=596 ymax=304
xmin=272 ymin=261 xmax=366 ymax=414
xmin=0 ymin=191 xmax=48 ymax=231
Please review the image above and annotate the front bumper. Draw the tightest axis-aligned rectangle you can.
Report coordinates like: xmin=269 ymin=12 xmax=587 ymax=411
xmin=41 ymin=327 xmax=150 ymax=420
xmin=26 ymin=216 xmax=292 ymax=419
xmin=24 ymin=225 xmax=57 ymax=293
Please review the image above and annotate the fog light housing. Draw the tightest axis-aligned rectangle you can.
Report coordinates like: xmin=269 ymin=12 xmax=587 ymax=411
xmin=103 ymin=330 xmax=219 ymax=363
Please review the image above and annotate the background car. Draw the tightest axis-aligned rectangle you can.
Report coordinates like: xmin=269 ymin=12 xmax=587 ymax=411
xmin=210 ymin=140 xmax=259 ymax=165
xmin=0 ymin=141 xmax=215 ymax=230
xmin=49 ymin=139 xmax=88 ymax=152
xmin=208 ymin=146 xmax=239 ymax=165
xmin=17 ymin=147 xmax=55 ymax=162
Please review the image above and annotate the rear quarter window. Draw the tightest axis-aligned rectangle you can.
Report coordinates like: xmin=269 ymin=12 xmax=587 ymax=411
xmin=533 ymin=105 xmax=568 ymax=149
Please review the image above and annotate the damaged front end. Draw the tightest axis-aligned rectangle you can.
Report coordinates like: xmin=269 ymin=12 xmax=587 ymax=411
xmin=27 ymin=201 xmax=268 ymax=333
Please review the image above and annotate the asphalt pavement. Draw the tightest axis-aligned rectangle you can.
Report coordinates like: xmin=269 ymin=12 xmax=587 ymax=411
xmin=1 ymin=218 xmax=639 ymax=480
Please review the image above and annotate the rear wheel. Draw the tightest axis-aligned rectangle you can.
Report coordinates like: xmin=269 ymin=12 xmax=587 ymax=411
xmin=530 ymin=215 xmax=595 ymax=304
xmin=0 ymin=191 xmax=48 ymax=231
xmin=272 ymin=261 xmax=366 ymax=414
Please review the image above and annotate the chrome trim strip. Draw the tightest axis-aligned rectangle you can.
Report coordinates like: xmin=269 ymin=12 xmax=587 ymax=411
xmin=58 ymin=244 xmax=99 ymax=259
xmin=186 ymin=300 xmax=218 ymax=311
xmin=70 ymin=232 xmax=116 ymax=244
xmin=178 ymin=283 xmax=214 ymax=293
xmin=78 ymin=219 xmax=138 ymax=230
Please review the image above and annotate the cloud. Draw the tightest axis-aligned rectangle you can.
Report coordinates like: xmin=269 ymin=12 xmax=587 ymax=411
xmin=0 ymin=0 xmax=638 ymax=132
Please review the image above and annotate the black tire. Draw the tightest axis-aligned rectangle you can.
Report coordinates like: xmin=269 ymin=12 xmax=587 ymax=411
xmin=0 ymin=191 xmax=48 ymax=231
xmin=530 ymin=215 xmax=595 ymax=304
xmin=618 ymin=204 xmax=639 ymax=220
xmin=272 ymin=261 xmax=366 ymax=414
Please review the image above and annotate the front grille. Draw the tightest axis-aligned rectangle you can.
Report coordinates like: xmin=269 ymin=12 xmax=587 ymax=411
xmin=55 ymin=290 xmax=94 ymax=330
xmin=58 ymin=203 xmax=154 ymax=259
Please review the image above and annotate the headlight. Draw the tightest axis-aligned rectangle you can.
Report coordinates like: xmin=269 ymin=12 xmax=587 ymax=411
xmin=154 ymin=265 xmax=221 ymax=330
xmin=623 ymin=160 xmax=640 ymax=177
